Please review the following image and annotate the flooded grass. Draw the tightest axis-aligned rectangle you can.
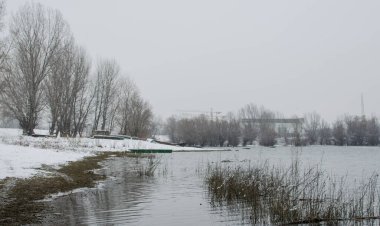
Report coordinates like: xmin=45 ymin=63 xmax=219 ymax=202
xmin=0 ymin=151 xmax=153 ymax=225
xmin=205 ymin=158 xmax=380 ymax=225
xmin=136 ymin=156 xmax=161 ymax=177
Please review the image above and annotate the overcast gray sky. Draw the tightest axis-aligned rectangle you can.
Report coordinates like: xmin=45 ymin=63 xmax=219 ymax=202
xmin=5 ymin=0 xmax=380 ymax=122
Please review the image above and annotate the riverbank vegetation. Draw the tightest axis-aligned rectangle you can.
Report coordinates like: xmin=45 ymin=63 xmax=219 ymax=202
xmin=205 ymin=158 xmax=380 ymax=225
xmin=136 ymin=156 xmax=160 ymax=177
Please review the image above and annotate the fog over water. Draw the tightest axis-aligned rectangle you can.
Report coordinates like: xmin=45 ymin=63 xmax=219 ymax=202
xmin=5 ymin=0 xmax=380 ymax=122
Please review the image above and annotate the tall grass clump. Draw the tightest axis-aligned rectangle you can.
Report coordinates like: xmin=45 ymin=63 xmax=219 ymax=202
xmin=205 ymin=158 xmax=380 ymax=225
xmin=136 ymin=156 xmax=160 ymax=177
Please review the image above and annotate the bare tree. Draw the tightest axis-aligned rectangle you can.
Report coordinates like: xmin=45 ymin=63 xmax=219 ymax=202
xmin=116 ymin=78 xmax=154 ymax=138
xmin=165 ymin=116 xmax=178 ymax=143
xmin=45 ymin=38 xmax=92 ymax=137
xmin=226 ymin=112 xmax=241 ymax=147
xmin=290 ymin=115 xmax=304 ymax=146
xmin=92 ymin=59 xmax=120 ymax=132
xmin=0 ymin=0 xmax=9 ymax=74
xmin=177 ymin=118 xmax=197 ymax=145
xmin=0 ymin=1 xmax=11 ymax=120
xmin=239 ymin=103 xmax=259 ymax=145
xmin=45 ymin=38 xmax=73 ymax=135
xmin=71 ymin=74 xmax=94 ymax=137
xmin=66 ymin=47 xmax=92 ymax=136
xmin=366 ymin=116 xmax=379 ymax=146
xmin=1 ymin=3 xmax=69 ymax=135
xmin=258 ymin=109 xmax=277 ymax=146
xmin=208 ymin=119 xmax=220 ymax=146
xmin=116 ymin=77 xmax=137 ymax=135
xmin=197 ymin=114 xmax=213 ymax=146
xmin=332 ymin=119 xmax=346 ymax=146
xmin=164 ymin=114 xmax=234 ymax=147
xmin=0 ymin=1 xmax=5 ymax=31
xmin=319 ymin=120 xmax=331 ymax=145
xmin=150 ymin=116 xmax=163 ymax=138
xmin=345 ymin=115 xmax=367 ymax=145
xmin=304 ymin=112 xmax=321 ymax=145
xmin=126 ymin=93 xmax=153 ymax=137
xmin=216 ymin=118 xmax=229 ymax=146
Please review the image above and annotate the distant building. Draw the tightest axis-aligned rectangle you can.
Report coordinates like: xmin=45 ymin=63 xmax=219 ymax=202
xmin=242 ymin=118 xmax=305 ymax=144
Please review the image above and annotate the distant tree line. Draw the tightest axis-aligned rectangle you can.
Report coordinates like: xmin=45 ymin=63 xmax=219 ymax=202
xmin=0 ymin=2 xmax=154 ymax=137
xmin=165 ymin=104 xmax=285 ymax=147
xmin=305 ymin=113 xmax=380 ymax=146
xmin=165 ymin=113 xmax=241 ymax=147
xmin=164 ymin=104 xmax=380 ymax=147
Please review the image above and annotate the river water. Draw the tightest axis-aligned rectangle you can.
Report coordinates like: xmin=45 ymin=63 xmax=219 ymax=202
xmin=43 ymin=146 xmax=380 ymax=225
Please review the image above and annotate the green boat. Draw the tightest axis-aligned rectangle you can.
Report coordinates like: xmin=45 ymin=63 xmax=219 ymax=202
xmin=129 ymin=149 xmax=172 ymax=153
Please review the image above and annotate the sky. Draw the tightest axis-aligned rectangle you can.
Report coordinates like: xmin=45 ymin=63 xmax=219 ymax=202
xmin=4 ymin=0 xmax=380 ymax=122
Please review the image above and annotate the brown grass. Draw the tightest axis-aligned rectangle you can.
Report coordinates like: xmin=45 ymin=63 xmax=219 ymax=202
xmin=136 ymin=156 xmax=160 ymax=177
xmin=205 ymin=158 xmax=380 ymax=225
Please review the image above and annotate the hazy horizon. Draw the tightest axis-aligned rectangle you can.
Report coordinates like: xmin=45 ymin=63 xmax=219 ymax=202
xmin=5 ymin=0 xmax=380 ymax=122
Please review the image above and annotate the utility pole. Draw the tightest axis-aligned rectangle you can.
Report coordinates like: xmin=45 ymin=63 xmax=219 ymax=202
xmin=361 ymin=93 xmax=365 ymax=117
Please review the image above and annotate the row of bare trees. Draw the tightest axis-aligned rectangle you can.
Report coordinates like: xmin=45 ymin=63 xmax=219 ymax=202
xmin=165 ymin=113 xmax=241 ymax=147
xmin=305 ymin=113 xmax=380 ymax=146
xmin=164 ymin=103 xmax=380 ymax=147
xmin=164 ymin=104 xmax=282 ymax=147
xmin=239 ymin=104 xmax=281 ymax=146
xmin=0 ymin=2 xmax=154 ymax=137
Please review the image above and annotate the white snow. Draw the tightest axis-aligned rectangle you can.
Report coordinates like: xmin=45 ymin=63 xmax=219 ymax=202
xmin=0 ymin=128 xmax=200 ymax=179
xmin=0 ymin=142 xmax=89 ymax=179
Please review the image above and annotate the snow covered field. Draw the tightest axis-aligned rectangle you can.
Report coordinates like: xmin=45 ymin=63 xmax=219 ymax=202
xmin=0 ymin=128 xmax=199 ymax=180
xmin=0 ymin=143 xmax=88 ymax=179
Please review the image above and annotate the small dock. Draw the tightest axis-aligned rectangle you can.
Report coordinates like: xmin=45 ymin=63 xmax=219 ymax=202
xmin=93 ymin=135 xmax=124 ymax=140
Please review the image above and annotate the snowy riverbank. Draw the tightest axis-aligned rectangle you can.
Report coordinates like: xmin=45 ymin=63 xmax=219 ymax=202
xmin=0 ymin=128 xmax=200 ymax=180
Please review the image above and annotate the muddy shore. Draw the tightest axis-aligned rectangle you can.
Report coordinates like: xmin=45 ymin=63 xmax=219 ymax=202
xmin=0 ymin=152 xmax=147 ymax=225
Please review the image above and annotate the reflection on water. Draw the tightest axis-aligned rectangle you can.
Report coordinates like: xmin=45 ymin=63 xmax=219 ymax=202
xmin=43 ymin=146 xmax=380 ymax=225
xmin=44 ymin=158 xmax=158 ymax=225
xmin=44 ymin=154 xmax=248 ymax=225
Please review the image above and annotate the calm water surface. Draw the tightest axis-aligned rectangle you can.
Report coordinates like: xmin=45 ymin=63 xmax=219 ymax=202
xmin=44 ymin=146 xmax=380 ymax=225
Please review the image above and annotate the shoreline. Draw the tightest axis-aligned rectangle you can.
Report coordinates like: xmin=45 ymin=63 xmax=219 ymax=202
xmin=0 ymin=151 xmax=149 ymax=225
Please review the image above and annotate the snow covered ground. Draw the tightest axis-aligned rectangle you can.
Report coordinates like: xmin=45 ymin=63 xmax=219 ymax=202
xmin=0 ymin=128 xmax=199 ymax=180
xmin=0 ymin=143 xmax=89 ymax=179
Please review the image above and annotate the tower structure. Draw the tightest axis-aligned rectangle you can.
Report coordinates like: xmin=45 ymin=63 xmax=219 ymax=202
xmin=361 ymin=93 xmax=365 ymax=117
